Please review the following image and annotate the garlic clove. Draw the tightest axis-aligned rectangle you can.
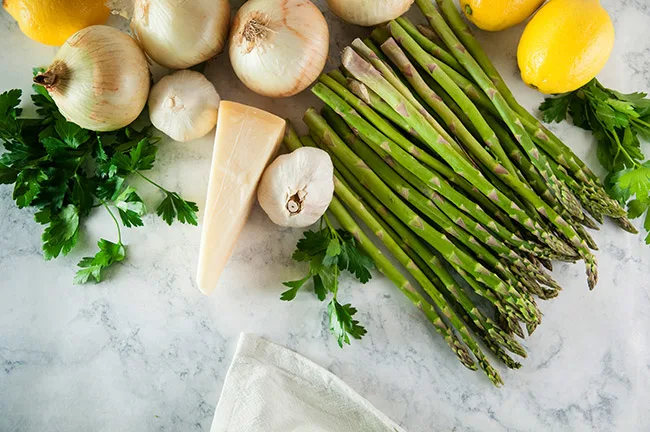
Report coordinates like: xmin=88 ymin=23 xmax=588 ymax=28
xmin=148 ymin=70 xmax=220 ymax=143
xmin=258 ymin=147 xmax=334 ymax=228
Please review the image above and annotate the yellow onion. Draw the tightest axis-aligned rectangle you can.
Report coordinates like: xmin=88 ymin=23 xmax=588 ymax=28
xmin=327 ymin=0 xmax=414 ymax=26
xmin=34 ymin=25 xmax=150 ymax=132
xmin=131 ymin=0 xmax=230 ymax=69
xmin=229 ymin=0 xmax=329 ymax=98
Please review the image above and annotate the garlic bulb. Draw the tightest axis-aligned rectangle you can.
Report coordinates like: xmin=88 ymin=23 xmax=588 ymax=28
xmin=131 ymin=0 xmax=230 ymax=69
xmin=258 ymin=147 xmax=334 ymax=228
xmin=34 ymin=25 xmax=150 ymax=132
xmin=148 ymin=70 xmax=220 ymax=142
xmin=327 ymin=0 xmax=414 ymax=26
xmin=229 ymin=0 xmax=329 ymax=98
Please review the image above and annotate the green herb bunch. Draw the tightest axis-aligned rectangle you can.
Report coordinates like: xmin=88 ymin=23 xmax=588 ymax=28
xmin=541 ymin=78 xmax=650 ymax=243
xmin=0 ymin=74 xmax=198 ymax=283
xmin=281 ymin=216 xmax=374 ymax=347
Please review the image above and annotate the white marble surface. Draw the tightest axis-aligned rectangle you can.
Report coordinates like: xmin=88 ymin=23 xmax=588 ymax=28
xmin=1 ymin=1 xmax=649 ymax=431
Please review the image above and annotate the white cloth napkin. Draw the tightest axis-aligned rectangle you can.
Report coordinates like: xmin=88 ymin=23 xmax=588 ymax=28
xmin=210 ymin=333 xmax=406 ymax=432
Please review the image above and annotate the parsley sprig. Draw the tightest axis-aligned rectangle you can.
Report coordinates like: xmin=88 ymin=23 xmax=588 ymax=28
xmin=282 ymin=216 xmax=374 ymax=347
xmin=540 ymin=78 xmax=650 ymax=243
xmin=0 ymin=75 xmax=198 ymax=283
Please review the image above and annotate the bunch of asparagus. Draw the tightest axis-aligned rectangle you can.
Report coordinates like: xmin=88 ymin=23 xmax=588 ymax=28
xmin=284 ymin=0 xmax=635 ymax=385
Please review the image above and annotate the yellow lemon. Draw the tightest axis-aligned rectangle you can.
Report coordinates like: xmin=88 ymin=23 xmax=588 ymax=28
xmin=3 ymin=0 xmax=110 ymax=46
xmin=517 ymin=0 xmax=615 ymax=94
xmin=460 ymin=0 xmax=545 ymax=31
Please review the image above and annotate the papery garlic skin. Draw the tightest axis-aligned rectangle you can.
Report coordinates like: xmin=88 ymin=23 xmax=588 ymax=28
xmin=229 ymin=0 xmax=329 ymax=98
xmin=34 ymin=25 xmax=150 ymax=132
xmin=327 ymin=0 xmax=414 ymax=26
xmin=148 ymin=70 xmax=220 ymax=142
xmin=131 ymin=0 xmax=230 ymax=69
xmin=258 ymin=147 xmax=334 ymax=228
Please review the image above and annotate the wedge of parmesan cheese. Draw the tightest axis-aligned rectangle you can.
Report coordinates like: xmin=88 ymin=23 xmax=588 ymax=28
xmin=197 ymin=101 xmax=286 ymax=295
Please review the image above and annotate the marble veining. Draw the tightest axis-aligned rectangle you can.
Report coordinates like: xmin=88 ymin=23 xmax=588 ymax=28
xmin=1 ymin=1 xmax=649 ymax=431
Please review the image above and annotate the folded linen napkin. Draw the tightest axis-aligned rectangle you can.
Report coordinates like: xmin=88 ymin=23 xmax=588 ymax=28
xmin=210 ymin=333 xmax=406 ymax=432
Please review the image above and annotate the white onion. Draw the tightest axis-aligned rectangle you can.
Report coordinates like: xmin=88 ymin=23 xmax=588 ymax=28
xmin=327 ymin=0 xmax=414 ymax=26
xmin=131 ymin=0 xmax=230 ymax=70
xmin=229 ymin=0 xmax=329 ymax=98
xmin=148 ymin=70 xmax=220 ymax=142
xmin=34 ymin=25 xmax=150 ymax=132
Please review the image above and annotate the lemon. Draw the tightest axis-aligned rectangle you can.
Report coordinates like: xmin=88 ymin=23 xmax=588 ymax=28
xmin=517 ymin=0 xmax=615 ymax=94
xmin=4 ymin=0 xmax=110 ymax=46
xmin=460 ymin=0 xmax=545 ymax=31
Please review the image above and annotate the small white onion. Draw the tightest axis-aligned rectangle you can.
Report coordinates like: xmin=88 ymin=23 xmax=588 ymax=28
xmin=327 ymin=0 xmax=414 ymax=26
xmin=131 ymin=0 xmax=230 ymax=69
xmin=148 ymin=70 xmax=220 ymax=143
xmin=258 ymin=147 xmax=334 ymax=228
xmin=34 ymin=25 xmax=150 ymax=132
xmin=229 ymin=0 xmax=329 ymax=98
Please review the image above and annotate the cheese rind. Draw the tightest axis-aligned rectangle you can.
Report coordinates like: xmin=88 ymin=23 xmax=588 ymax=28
xmin=197 ymin=101 xmax=286 ymax=295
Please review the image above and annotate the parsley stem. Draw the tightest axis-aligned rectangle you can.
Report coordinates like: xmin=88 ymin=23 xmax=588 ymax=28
xmin=611 ymin=129 xmax=640 ymax=168
xmin=323 ymin=214 xmax=337 ymax=232
xmin=632 ymin=117 xmax=650 ymax=129
xmin=101 ymin=200 xmax=122 ymax=244
xmin=136 ymin=171 xmax=170 ymax=195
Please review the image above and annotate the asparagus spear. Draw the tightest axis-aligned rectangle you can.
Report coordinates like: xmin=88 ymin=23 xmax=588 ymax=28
xmin=367 ymin=28 xmax=596 ymax=287
xmin=302 ymin=125 xmax=506 ymax=385
xmin=340 ymin=47 xmax=589 ymax=263
xmin=344 ymin=77 xmax=422 ymax=143
xmin=317 ymin=108 xmax=541 ymax=322
xmin=392 ymin=13 xmax=585 ymax=222
xmin=304 ymin=107 xmax=542 ymax=324
xmin=320 ymin=105 xmax=549 ymax=303
xmin=322 ymin=108 xmax=547 ymax=328
xmin=417 ymin=72 xmax=592 ymax=252
xmin=394 ymin=7 xmax=619 ymax=221
xmin=434 ymin=0 xmax=627 ymax=220
xmin=325 ymin=104 xmax=555 ymax=284
xmin=417 ymin=23 xmax=442 ymax=43
xmin=351 ymin=39 xmax=470 ymax=162
xmin=346 ymin=73 xmax=525 ymax=236
xmin=434 ymin=0 xmax=595 ymax=182
xmin=390 ymin=12 xmax=612 ymax=220
xmin=379 ymin=36 xmax=521 ymax=181
xmin=328 ymin=141 xmax=528 ymax=359
xmin=332 ymin=194 xmax=479 ymax=371
xmin=394 ymin=16 xmax=467 ymax=77
xmin=361 ymin=38 xmax=415 ymax=92
xmin=316 ymin=76 xmax=551 ymax=257
xmin=333 ymin=176 xmax=503 ymax=384
xmin=418 ymin=76 xmax=600 ymax=256
xmin=485 ymin=113 xmax=600 ymax=234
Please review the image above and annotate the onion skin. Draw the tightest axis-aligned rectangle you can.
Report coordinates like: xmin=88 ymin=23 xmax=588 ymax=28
xmin=327 ymin=0 xmax=414 ymax=26
xmin=131 ymin=0 xmax=230 ymax=70
xmin=34 ymin=25 xmax=150 ymax=132
xmin=229 ymin=0 xmax=329 ymax=98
